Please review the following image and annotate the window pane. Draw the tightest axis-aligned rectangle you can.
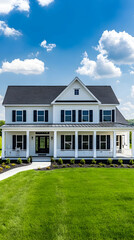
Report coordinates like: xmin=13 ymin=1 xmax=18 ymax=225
xmin=38 ymin=111 xmax=44 ymax=116
xmin=17 ymin=143 xmax=22 ymax=149
xmin=65 ymin=143 xmax=71 ymax=149
xmin=65 ymin=135 xmax=71 ymax=141
xmin=83 ymin=116 xmax=88 ymax=121
xmin=65 ymin=116 xmax=71 ymax=122
xmin=17 ymin=111 xmax=22 ymax=115
xmin=17 ymin=136 xmax=22 ymax=142
xmin=83 ymin=110 xmax=88 ymax=115
xmin=83 ymin=143 xmax=88 ymax=149
xmin=83 ymin=135 xmax=88 ymax=141
xmin=17 ymin=116 xmax=22 ymax=121
xmin=101 ymin=143 xmax=106 ymax=149
xmin=101 ymin=135 xmax=106 ymax=141
xmin=103 ymin=116 xmax=111 ymax=121
xmin=38 ymin=116 xmax=44 ymax=121
xmin=66 ymin=111 xmax=71 ymax=116
xmin=74 ymin=89 xmax=79 ymax=95
xmin=104 ymin=110 xmax=111 ymax=115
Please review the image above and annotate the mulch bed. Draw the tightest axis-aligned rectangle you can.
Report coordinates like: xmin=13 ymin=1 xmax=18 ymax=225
xmin=0 ymin=162 xmax=31 ymax=174
xmin=37 ymin=163 xmax=134 ymax=171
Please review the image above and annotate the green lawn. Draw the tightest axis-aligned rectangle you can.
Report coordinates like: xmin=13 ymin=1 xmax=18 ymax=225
xmin=0 ymin=168 xmax=134 ymax=240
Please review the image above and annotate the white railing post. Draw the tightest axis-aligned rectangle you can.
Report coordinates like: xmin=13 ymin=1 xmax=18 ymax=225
xmin=2 ymin=130 xmax=5 ymax=159
xmin=54 ymin=131 xmax=57 ymax=158
xmin=75 ymin=131 xmax=78 ymax=158
xmin=93 ymin=131 xmax=96 ymax=158
xmin=26 ymin=131 xmax=30 ymax=158
xmin=132 ymin=131 xmax=134 ymax=158
xmin=113 ymin=131 xmax=116 ymax=158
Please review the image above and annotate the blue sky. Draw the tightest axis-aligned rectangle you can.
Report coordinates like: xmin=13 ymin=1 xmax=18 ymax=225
xmin=0 ymin=0 xmax=134 ymax=119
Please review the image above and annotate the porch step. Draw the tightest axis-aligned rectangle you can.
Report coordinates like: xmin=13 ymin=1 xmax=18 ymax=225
xmin=32 ymin=157 xmax=51 ymax=162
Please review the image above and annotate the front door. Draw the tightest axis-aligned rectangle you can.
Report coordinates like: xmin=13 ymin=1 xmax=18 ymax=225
xmin=36 ymin=136 xmax=49 ymax=154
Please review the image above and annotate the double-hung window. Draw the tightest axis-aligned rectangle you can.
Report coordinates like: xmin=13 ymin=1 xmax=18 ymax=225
xmin=97 ymin=135 xmax=110 ymax=150
xmin=65 ymin=110 xmax=72 ymax=122
xmin=82 ymin=110 xmax=88 ymax=122
xmin=100 ymin=135 xmax=106 ymax=149
xmin=65 ymin=135 xmax=72 ymax=150
xmin=38 ymin=111 xmax=45 ymax=122
xmin=74 ymin=89 xmax=79 ymax=95
xmin=103 ymin=110 xmax=112 ymax=122
xmin=16 ymin=111 xmax=23 ymax=122
xmin=16 ymin=135 xmax=23 ymax=149
xmin=82 ymin=135 xmax=88 ymax=149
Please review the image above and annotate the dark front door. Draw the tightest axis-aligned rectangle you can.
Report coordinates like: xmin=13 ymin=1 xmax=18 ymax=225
xmin=36 ymin=136 xmax=49 ymax=154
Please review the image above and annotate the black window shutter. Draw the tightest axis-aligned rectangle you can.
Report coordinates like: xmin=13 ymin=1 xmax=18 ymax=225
xmin=72 ymin=135 xmax=75 ymax=149
xmin=12 ymin=110 xmax=16 ymax=122
xmin=112 ymin=110 xmax=115 ymax=122
xmin=89 ymin=110 xmax=93 ymax=122
xmin=33 ymin=110 xmax=37 ymax=122
xmin=13 ymin=135 xmax=16 ymax=150
xmin=89 ymin=135 xmax=93 ymax=149
xmin=100 ymin=110 xmax=102 ymax=122
xmin=61 ymin=110 xmax=64 ymax=122
xmin=72 ymin=110 xmax=76 ymax=122
xmin=23 ymin=135 xmax=27 ymax=150
xmin=61 ymin=135 xmax=64 ymax=149
xmin=96 ymin=135 xmax=99 ymax=150
xmin=45 ymin=110 xmax=48 ymax=122
xmin=78 ymin=110 xmax=82 ymax=122
xmin=107 ymin=135 xmax=110 ymax=150
xmin=23 ymin=110 xmax=26 ymax=122
xmin=120 ymin=135 xmax=122 ymax=150
xmin=78 ymin=135 xmax=82 ymax=149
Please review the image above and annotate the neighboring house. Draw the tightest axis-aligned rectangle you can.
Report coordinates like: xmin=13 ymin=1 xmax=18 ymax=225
xmin=1 ymin=77 xmax=134 ymax=160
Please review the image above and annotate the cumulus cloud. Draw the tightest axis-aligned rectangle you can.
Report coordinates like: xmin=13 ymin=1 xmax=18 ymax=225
xmin=131 ymin=85 xmax=134 ymax=98
xmin=97 ymin=30 xmax=134 ymax=65
xmin=0 ymin=21 xmax=22 ymax=37
xmin=40 ymin=40 xmax=56 ymax=52
xmin=0 ymin=95 xmax=4 ymax=120
xmin=0 ymin=0 xmax=30 ymax=15
xmin=37 ymin=0 xmax=54 ymax=6
xmin=120 ymin=101 xmax=134 ymax=119
xmin=0 ymin=58 xmax=45 ymax=75
xmin=76 ymin=52 xmax=121 ymax=79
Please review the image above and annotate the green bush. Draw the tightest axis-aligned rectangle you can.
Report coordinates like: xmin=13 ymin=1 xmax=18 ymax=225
xmin=11 ymin=163 xmax=16 ymax=167
xmin=121 ymin=164 xmax=124 ymax=167
xmin=110 ymin=164 xmax=114 ymax=167
xmin=62 ymin=164 xmax=66 ymax=168
xmin=115 ymin=164 xmax=118 ymax=167
xmin=102 ymin=163 xmax=106 ymax=167
xmin=46 ymin=167 xmax=50 ymax=170
xmin=67 ymin=164 xmax=70 ymax=167
xmin=127 ymin=165 xmax=130 ymax=168
xmin=58 ymin=158 xmax=63 ymax=165
xmin=92 ymin=159 xmax=96 ymax=164
xmin=17 ymin=158 xmax=22 ymax=164
xmin=6 ymin=158 xmax=10 ymax=164
xmin=107 ymin=158 xmax=113 ymax=165
xmin=78 ymin=163 xmax=82 ymax=167
xmin=70 ymin=158 xmax=75 ymax=164
xmin=51 ymin=157 xmax=55 ymax=162
xmin=118 ymin=159 xmax=123 ymax=165
xmin=98 ymin=162 xmax=103 ymax=167
xmin=129 ymin=159 xmax=134 ymax=165
xmin=27 ymin=157 xmax=31 ymax=163
xmin=5 ymin=165 xmax=10 ymax=169
xmin=80 ymin=159 xmax=85 ymax=165
xmin=0 ymin=167 xmax=3 ymax=171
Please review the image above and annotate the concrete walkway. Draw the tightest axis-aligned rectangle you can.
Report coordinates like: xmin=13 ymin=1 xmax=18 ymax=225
xmin=0 ymin=162 xmax=51 ymax=181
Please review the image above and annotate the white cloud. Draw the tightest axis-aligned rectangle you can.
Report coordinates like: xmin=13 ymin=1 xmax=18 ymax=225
xmin=37 ymin=0 xmax=54 ymax=7
xmin=130 ymin=71 xmax=134 ymax=75
xmin=76 ymin=52 xmax=121 ymax=79
xmin=120 ymin=101 xmax=134 ymax=119
xmin=131 ymin=85 xmax=134 ymax=98
xmin=97 ymin=30 xmax=134 ymax=65
xmin=0 ymin=21 xmax=22 ymax=37
xmin=116 ymin=80 xmax=120 ymax=84
xmin=0 ymin=0 xmax=30 ymax=15
xmin=0 ymin=58 xmax=45 ymax=75
xmin=0 ymin=95 xmax=4 ymax=120
xmin=40 ymin=40 xmax=56 ymax=52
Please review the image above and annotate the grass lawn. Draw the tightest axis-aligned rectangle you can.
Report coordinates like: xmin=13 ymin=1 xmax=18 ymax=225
xmin=0 ymin=168 xmax=134 ymax=240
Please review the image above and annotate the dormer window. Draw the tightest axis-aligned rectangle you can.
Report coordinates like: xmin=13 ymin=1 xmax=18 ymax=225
xmin=74 ymin=89 xmax=79 ymax=95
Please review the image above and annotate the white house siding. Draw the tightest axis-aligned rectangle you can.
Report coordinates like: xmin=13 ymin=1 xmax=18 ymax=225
xmin=5 ymin=106 xmax=53 ymax=124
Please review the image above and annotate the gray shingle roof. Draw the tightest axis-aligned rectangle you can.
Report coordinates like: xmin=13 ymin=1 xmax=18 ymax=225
xmin=116 ymin=108 xmax=128 ymax=125
xmin=3 ymin=85 xmax=119 ymax=105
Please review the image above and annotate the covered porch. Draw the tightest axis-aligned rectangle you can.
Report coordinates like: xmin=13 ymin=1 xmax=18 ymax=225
xmin=1 ymin=124 xmax=134 ymax=159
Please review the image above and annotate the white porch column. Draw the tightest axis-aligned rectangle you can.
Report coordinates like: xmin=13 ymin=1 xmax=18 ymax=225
xmin=93 ymin=131 xmax=96 ymax=158
xmin=75 ymin=131 xmax=78 ymax=158
xmin=113 ymin=131 xmax=116 ymax=158
xmin=54 ymin=131 xmax=57 ymax=158
xmin=2 ymin=130 xmax=5 ymax=159
xmin=26 ymin=130 xmax=30 ymax=158
xmin=132 ymin=131 xmax=134 ymax=158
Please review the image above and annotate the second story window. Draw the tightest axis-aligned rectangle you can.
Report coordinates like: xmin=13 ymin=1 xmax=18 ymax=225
xmin=38 ymin=111 xmax=44 ymax=122
xmin=74 ymin=89 xmax=79 ymax=95
xmin=65 ymin=110 xmax=72 ymax=122
xmin=103 ymin=110 xmax=112 ymax=122
xmin=16 ymin=111 xmax=23 ymax=122
xmin=82 ymin=110 xmax=88 ymax=122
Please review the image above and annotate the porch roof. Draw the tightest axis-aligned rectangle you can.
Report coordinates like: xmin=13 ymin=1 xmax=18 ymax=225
xmin=2 ymin=122 xmax=133 ymax=131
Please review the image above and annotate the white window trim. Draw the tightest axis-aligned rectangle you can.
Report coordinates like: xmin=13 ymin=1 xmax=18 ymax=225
xmin=64 ymin=110 xmax=72 ymax=122
xmin=102 ymin=110 xmax=112 ymax=122
xmin=97 ymin=135 xmax=110 ymax=150
xmin=16 ymin=110 xmax=23 ymax=122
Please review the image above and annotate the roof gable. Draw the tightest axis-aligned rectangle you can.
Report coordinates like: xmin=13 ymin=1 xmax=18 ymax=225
xmin=52 ymin=77 xmax=100 ymax=103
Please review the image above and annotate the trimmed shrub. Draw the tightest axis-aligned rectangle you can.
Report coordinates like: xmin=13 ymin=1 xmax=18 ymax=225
xmin=70 ymin=158 xmax=75 ymax=165
xmin=11 ymin=163 xmax=16 ymax=167
xmin=58 ymin=158 xmax=63 ymax=165
xmin=98 ymin=162 xmax=103 ymax=167
xmin=17 ymin=158 xmax=22 ymax=164
xmin=118 ymin=159 xmax=123 ymax=165
xmin=129 ymin=159 xmax=134 ymax=165
xmin=78 ymin=163 xmax=82 ymax=167
xmin=92 ymin=159 xmax=96 ymax=164
xmin=67 ymin=164 xmax=70 ymax=167
xmin=6 ymin=158 xmax=10 ymax=164
xmin=127 ymin=165 xmax=130 ymax=168
xmin=102 ymin=163 xmax=106 ymax=167
xmin=80 ymin=159 xmax=85 ymax=165
xmin=107 ymin=158 xmax=113 ymax=165
xmin=51 ymin=157 xmax=55 ymax=163
xmin=115 ymin=164 xmax=118 ymax=167
xmin=5 ymin=165 xmax=10 ymax=169
xmin=46 ymin=167 xmax=50 ymax=170
xmin=0 ymin=167 xmax=3 ymax=171
xmin=27 ymin=157 xmax=31 ymax=163
xmin=121 ymin=164 xmax=124 ymax=167
xmin=110 ymin=164 xmax=114 ymax=167
xmin=62 ymin=164 xmax=66 ymax=168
